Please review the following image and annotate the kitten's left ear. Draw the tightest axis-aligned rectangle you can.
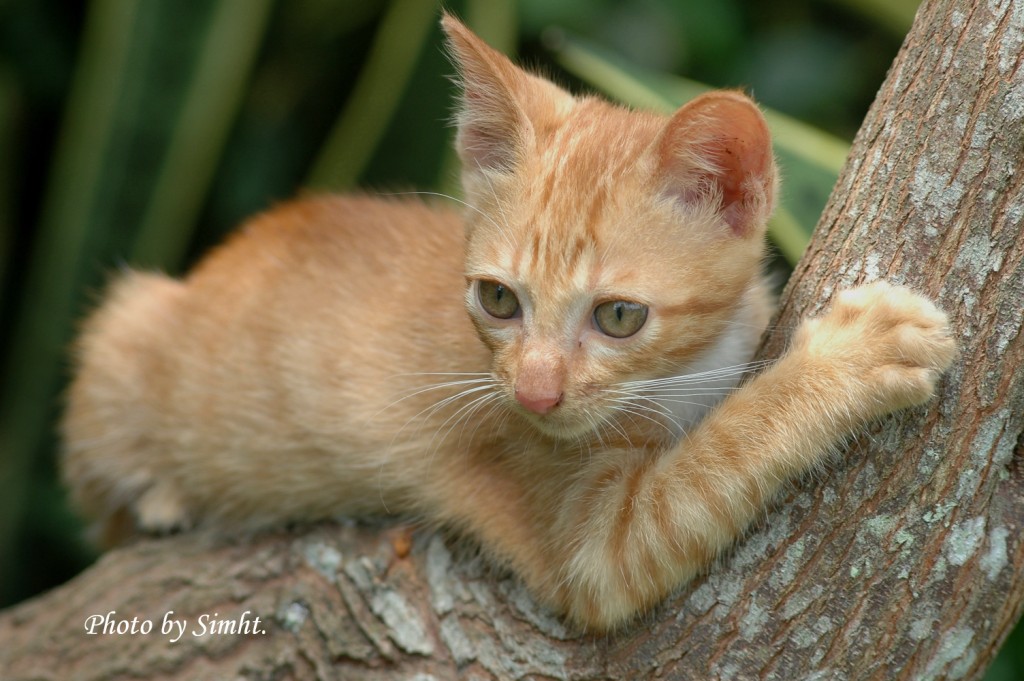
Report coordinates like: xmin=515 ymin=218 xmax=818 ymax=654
xmin=657 ymin=91 xmax=776 ymax=238
xmin=441 ymin=13 xmax=572 ymax=175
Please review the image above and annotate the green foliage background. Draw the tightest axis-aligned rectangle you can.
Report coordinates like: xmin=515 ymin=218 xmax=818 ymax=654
xmin=0 ymin=0 xmax=1018 ymax=675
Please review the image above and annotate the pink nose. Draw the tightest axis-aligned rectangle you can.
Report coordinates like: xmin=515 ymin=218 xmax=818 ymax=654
xmin=515 ymin=390 xmax=563 ymax=415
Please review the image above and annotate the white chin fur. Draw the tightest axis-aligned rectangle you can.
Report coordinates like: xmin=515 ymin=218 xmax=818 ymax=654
xmin=657 ymin=290 xmax=766 ymax=436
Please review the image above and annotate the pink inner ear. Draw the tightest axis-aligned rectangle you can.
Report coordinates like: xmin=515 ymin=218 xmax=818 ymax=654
xmin=443 ymin=14 xmax=574 ymax=178
xmin=443 ymin=14 xmax=531 ymax=175
xmin=658 ymin=92 xmax=774 ymax=237
xmin=456 ymin=89 xmax=523 ymax=173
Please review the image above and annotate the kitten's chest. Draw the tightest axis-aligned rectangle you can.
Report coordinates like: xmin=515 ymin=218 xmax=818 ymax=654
xmin=653 ymin=302 xmax=768 ymax=436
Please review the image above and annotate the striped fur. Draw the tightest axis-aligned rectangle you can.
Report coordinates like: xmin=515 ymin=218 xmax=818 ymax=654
xmin=61 ymin=16 xmax=955 ymax=629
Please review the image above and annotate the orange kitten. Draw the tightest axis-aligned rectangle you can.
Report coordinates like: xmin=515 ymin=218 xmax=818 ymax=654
xmin=61 ymin=16 xmax=956 ymax=630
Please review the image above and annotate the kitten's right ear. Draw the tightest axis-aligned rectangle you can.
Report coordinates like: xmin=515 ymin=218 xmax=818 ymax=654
xmin=657 ymin=91 xmax=776 ymax=238
xmin=441 ymin=13 xmax=571 ymax=175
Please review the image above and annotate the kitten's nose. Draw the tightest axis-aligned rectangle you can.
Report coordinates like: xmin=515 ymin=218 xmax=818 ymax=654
xmin=515 ymin=390 xmax=563 ymax=415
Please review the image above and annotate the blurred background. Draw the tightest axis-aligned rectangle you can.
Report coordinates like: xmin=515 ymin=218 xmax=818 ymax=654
xmin=0 ymin=0 xmax=1018 ymax=675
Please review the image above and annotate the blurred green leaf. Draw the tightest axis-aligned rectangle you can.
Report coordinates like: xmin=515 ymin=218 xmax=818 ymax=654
xmin=306 ymin=0 xmax=441 ymax=190
xmin=466 ymin=0 xmax=517 ymax=54
xmin=824 ymin=0 xmax=920 ymax=36
xmin=553 ymin=35 xmax=851 ymax=263
xmin=986 ymin=617 xmax=1024 ymax=681
xmin=769 ymin=205 xmax=814 ymax=266
xmin=289 ymin=0 xmax=387 ymax=35
xmin=130 ymin=0 xmax=273 ymax=269
xmin=0 ymin=0 xmax=272 ymax=603
xmin=0 ymin=0 xmax=139 ymax=604
xmin=0 ymin=63 xmax=17 ymax=309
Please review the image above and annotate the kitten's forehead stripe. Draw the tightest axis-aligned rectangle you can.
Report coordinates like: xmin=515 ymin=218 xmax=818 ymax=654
xmin=528 ymin=230 xmax=544 ymax=274
xmin=661 ymin=297 xmax=735 ymax=318
xmin=519 ymin=106 xmax=645 ymax=287
xmin=571 ymin=236 xmax=589 ymax=268
xmin=585 ymin=187 xmax=607 ymax=236
xmin=535 ymin=161 xmax=557 ymax=213
xmin=504 ymin=100 xmax=666 ymax=304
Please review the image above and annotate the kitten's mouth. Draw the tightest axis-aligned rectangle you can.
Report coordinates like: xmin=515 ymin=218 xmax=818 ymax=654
xmin=513 ymin=400 xmax=597 ymax=440
xmin=530 ymin=418 xmax=592 ymax=440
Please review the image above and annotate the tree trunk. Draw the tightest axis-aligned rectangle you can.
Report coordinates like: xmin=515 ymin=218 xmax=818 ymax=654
xmin=2 ymin=0 xmax=1022 ymax=678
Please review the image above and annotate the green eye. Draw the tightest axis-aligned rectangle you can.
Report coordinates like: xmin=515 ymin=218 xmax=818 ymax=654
xmin=478 ymin=280 xmax=520 ymax=319
xmin=594 ymin=300 xmax=648 ymax=338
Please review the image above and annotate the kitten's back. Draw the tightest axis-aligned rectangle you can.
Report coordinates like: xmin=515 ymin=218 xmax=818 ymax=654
xmin=62 ymin=195 xmax=486 ymax=542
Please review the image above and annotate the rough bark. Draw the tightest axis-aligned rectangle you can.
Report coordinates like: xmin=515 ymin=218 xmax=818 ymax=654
xmin=2 ymin=0 xmax=1022 ymax=678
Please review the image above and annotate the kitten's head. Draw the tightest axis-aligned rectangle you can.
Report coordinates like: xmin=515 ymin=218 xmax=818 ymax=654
xmin=442 ymin=15 xmax=776 ymax=440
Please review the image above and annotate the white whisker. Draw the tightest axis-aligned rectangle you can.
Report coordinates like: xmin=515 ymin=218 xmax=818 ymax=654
xmin=417 ymin=383 xmax=497 ymax=422
xmin=600 ymin=359 xmax=772 ymax=444
xmin=374 ymin=376 xmax=496 ymax=421
xmin=431 ymin=391 xmax=501 ymax=453
xmin=466 ymin=397 xmax=509 ymax=445
xmin=598 ymin=409 xmax=632 ymax=444
xmin=377 ymin=190 xmax=508 ymax=237
xmin=481 ymin=173 xmax=518 ymax=252
xmin=619 ymin=360 xmax=773 ymax=389
xmin=612 ymin=404 xmax=679 ymax=439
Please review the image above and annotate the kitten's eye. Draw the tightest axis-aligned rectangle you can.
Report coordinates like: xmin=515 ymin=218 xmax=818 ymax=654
xmin=593 ymin=300 xmax=648 ymax=338
xmin=478 ymin=280 xmax=521 ymax=320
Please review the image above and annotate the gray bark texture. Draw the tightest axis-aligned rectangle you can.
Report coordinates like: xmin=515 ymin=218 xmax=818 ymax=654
xmin=2 ymin=0 xmax=1022 ymax=678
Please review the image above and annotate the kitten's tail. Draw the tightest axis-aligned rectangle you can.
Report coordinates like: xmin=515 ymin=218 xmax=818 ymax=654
xmin=61 ymin=270 xmax=186 ymax=547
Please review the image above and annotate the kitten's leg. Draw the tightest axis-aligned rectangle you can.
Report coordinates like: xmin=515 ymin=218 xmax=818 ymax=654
xmin=133 ymin=480 xmax=192 ymax=533
xmin=552 ymin=281 xmax=956 ymax=629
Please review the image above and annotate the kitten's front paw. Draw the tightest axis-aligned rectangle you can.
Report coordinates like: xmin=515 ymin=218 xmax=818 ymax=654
xmin=794 ymin=281 xmax=957 ymax=418
xmin=134 ymin=480 xmax=192 ymax=534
